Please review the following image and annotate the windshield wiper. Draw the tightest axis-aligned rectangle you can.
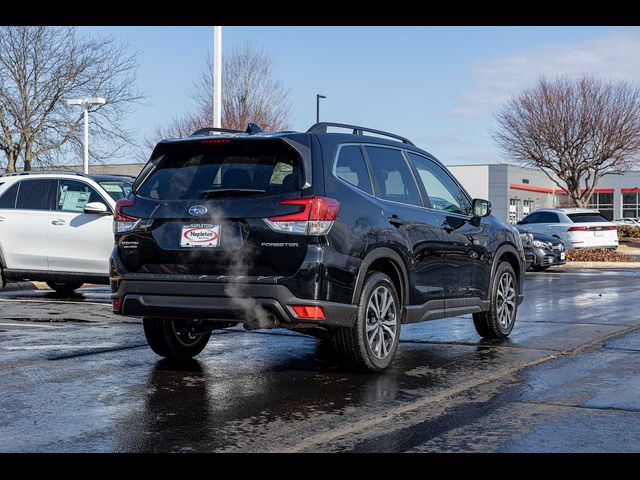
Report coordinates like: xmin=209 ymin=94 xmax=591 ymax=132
xmin=200 ymin=188 xmax=266 ymax=198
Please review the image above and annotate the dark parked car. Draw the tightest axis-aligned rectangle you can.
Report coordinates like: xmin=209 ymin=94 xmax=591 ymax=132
xmin=518 ymin=228 xmax=566 ymax=271
xmin=110 ymin=122 xmax=526 ymax=372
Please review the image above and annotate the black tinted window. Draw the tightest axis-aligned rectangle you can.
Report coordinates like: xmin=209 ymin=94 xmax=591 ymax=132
xmin=366 ymin=147 xmax=422 ymax=207
xmin=537 ymin=212 xmax=560 ymax=223
xmin=568 ymin=213 xmax=609 ymax=223
xmin=137 ymin=140 xmax=301 ymax=200
xmin=523 ymin=212 xmax=540 ymax=223
xmin=335 ymin=146 xmax=372 ymax=194
xmin=0 ymin=183 xmax=19 ymax=209
xmin=16 ymin=180 xmax=54 ymax=210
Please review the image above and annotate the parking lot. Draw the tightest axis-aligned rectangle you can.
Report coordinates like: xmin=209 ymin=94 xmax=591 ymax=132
xmin=1 ymin=268 xmax=640 ymax=452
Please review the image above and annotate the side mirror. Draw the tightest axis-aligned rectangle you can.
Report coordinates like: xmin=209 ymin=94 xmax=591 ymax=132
xmin=472 ymin=198 xmax=491 ymax=218
xmin=84 ymin=202 xmax=110 ymax=215
xmin=517 ymin=220 xmax=527 ymax=225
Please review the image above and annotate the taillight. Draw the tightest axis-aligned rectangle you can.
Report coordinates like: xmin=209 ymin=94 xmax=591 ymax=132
xmin=568 ymin=225 xmax=618 ymax=232
xmin=114 ymin=198 xmax=140 ymax=234
xmin=264 ymin=196 xmax=340 ymax=235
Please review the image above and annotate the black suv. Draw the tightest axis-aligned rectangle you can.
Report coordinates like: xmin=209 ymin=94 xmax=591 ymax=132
xmin=111 ymin=123 xmax=525 ymax=372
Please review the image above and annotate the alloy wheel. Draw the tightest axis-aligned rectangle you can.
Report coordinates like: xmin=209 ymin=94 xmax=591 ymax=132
xmin=496 ymin=272 xmax=516 ymax=329
xmin=365 ymin=285 xmax=397 ymax=359
xmin=171 ymin=320 xmax=204 ymax=347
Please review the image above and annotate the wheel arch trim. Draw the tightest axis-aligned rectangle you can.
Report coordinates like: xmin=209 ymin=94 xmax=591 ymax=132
xmin=351 ymin=247 xmax=409 ymax=306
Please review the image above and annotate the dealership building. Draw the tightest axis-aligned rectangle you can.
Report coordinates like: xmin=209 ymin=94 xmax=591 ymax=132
xmin=448 ymin=163 xmax=640 ymax=224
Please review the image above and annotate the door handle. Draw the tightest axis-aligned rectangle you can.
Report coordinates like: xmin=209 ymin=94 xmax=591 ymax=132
xmin=51 ymin=220 xmax=66 ymax=226
xmin=388 ymin=215 xmax=408 ymax=227
xmin=0 ymin=216 xmax=4 ymax=222
xmin=441 ymin=221 xmax=454 ymax=233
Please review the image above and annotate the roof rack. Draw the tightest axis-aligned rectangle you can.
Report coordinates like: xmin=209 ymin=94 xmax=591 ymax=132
xmin=306 ymin=122 xmax=415 ymax=146
xmin=191 ymin=123 xmax=264 ymax=137
xmin=0 ymin=170 xmax=89 ymax=178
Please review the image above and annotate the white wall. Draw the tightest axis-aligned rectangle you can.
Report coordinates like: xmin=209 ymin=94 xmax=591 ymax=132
xmin=447 ymin=165 xmax=489 ymax=200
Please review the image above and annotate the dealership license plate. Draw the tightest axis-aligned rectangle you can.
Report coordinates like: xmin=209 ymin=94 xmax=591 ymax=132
xmin=594 ymin=231 xmax=605 ymax=237
xmin=560 ymin=252 xmax=566 ymax=260
xmin=180 ymin=224 xmax=221 ymax=248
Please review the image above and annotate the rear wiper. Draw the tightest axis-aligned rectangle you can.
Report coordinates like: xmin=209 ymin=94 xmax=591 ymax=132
xmin=199 ymin=188 xmax=266 ymax=198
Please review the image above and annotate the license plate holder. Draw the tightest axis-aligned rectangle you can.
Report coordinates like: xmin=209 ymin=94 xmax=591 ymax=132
xmin=180 ymin=224 xmax=221 ymax=248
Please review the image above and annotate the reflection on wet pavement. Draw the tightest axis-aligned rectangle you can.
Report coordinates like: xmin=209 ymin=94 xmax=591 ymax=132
xmin=1 ymin=269 xmax=639 ymax=452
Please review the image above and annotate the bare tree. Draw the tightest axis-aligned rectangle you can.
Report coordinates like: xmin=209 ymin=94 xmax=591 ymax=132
xmin=494 ymin=75 xmax=640 ymax=207
xmin=144 ymin=45 xmax=292 ymax=154
xmin=0 ymin=26 xmax=144 ymax=172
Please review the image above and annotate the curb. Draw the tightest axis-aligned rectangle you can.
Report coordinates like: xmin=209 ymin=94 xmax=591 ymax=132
xmin=554 ymin=262 xmax=640 ymax=269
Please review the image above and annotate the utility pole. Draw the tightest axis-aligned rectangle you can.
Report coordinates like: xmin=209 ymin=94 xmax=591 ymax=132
xmin=213 ymin=26 xmax=222 ymax=129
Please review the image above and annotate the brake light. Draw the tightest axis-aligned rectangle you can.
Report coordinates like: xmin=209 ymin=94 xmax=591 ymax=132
xmin=264 ymin=196 xmax=340 ymax=235
xmin=114 ymin=198 xmax=140 ymax=234
xmin=200 ymin=139 xmax=232 ymax=144
xmin=568 ymin=225 xmax=618 ymax=232
xmin=291 ymin=305 xmax=326 ymax=319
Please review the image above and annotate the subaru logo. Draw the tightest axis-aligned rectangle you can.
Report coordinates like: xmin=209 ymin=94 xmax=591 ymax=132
xmin=188 ymin=205 xmax=207 ymax=216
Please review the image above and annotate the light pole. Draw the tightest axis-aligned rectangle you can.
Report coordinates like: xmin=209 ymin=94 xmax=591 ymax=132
xmin=316 ymin=94 xmax=326 ymax=124
xmin=66 ymin=97 xmax=106 ymax=174
xmin=213 ymin=26 xmax=222 ymax=129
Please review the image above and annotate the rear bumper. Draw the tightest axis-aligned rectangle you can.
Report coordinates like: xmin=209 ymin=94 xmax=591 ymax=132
xmin=571 ymin=242 xmax=618 ymax=249
xmin=112 ymin=279 xmax=357 ymax=328
xmin=568 ymin=234 xmax=618 ymax=249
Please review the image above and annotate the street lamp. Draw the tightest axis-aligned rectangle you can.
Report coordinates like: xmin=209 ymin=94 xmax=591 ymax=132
xmin=66 ymin=97 xmax=106 ymax=174
xmin=316 ymin=94 xmax=326 ymax=124
xmin=213 ymin=26 xmax=222 ymax=129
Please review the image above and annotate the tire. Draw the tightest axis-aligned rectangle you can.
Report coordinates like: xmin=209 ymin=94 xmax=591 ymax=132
xmin=531 ymin=265 xmax=550 ymax=272
xmin=473 ymin=261 xmax=518 ymax=339
xmin=335 ymin=272 xmax=401 ymax=372
xmin=46 ymin=281 xmax=84 ymax=293
xmin=143 ymin=318 xmax=211 ymax=360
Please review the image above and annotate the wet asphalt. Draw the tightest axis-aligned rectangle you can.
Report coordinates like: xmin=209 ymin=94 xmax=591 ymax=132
xmin=1 ymin=269 xmax=639 ymax=452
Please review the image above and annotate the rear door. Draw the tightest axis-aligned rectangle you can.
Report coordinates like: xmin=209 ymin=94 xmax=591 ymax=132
xmin=0 ymin=179 xmax=55 ymax=271
xmin=365 ymin=145 xmax=444 ymax=306
xmin=120 ymin=138 xmax=311 ymax=278
xmin=48 ymin=179 xmax=114 ymax=274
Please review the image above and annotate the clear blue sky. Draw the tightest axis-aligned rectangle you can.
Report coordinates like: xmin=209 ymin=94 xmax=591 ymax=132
xmin=79 ymin=26 xmax=640 ymax=165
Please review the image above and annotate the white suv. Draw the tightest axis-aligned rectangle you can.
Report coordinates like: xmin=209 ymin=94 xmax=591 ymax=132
xmin=0 ymin=171 xmax=134 ymax=292
xmin=517 ymin=208 xmax=618 ymax=250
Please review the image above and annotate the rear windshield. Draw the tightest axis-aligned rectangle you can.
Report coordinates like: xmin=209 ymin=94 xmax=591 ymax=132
xmin=136 ymin=140 xmax=301 ymax=200
xmin=568 ymin=213 xmax=610 ymax=223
